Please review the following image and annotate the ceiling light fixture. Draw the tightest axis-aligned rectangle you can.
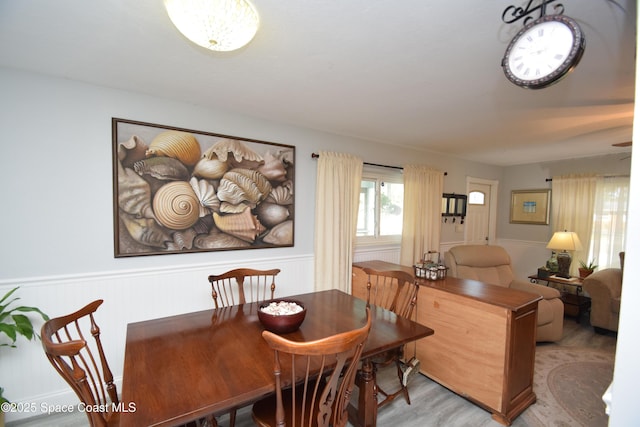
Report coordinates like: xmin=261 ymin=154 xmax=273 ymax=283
xmin=164 ymin=0 xmax=259 ymax=52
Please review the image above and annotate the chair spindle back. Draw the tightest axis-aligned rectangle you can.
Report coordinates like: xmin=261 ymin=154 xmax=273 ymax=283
xmin=208 ymin=268 xmax=280 ymax=309
xmin=362 ymin=268 xmax=419 ymax=319
xmin=41 ymin=300 xmax=118 ymax=427
xmin=254 ymin=308 xmax=371 ymax=427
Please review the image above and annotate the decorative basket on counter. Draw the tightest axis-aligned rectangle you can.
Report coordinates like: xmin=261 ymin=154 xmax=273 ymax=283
xmin=414 ymin=252 xmax=448 ymax=280
xmin=414 ymin=263 xmax=448 ymax=280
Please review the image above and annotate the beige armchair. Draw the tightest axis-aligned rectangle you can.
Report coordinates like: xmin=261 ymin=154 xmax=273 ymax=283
xmin=444 ymin=245 xmax=564 ymax=342
xmin=582 ymin=259 xmax=623 ymax=333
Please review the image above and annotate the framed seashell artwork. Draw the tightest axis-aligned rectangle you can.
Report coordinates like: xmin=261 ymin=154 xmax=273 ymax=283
xmin=112 ymin=118 xmax=295 ymax=257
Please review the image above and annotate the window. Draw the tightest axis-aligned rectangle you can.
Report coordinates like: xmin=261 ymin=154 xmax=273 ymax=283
xmin=468 ymin=191 xmax=485 ymax=205
xmin=588 ymin=176 xmax=629 ymax=268
xmin=357 ymin=167 xmax=404 ymax=244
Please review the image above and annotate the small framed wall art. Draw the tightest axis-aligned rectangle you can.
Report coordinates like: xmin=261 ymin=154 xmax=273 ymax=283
xmin=509 ymin=189 xmax=551 ymax=225
xmin=112 ymin=118 xmax=295 ymax=257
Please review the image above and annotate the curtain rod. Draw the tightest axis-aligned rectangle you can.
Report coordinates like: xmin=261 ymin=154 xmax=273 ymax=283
xmin=311 ymin=153 xmax=447 ymax=175
xmin=546 ymin=174 xmax=630 ymax=182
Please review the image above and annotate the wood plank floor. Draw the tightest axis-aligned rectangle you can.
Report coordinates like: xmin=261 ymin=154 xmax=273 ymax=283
xmin=10 ymin=315 xmax=616 ymax=427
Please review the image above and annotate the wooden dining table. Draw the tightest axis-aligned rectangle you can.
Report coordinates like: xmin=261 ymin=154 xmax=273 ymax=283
xmin=119 ymin=289 xmax=434 ymax=427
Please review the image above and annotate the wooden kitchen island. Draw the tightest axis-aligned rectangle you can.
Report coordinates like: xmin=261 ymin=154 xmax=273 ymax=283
xmin=353 ymin=260 xmax=541 ymax=426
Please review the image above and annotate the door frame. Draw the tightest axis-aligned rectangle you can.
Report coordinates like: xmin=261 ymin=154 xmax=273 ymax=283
xmin=465 ymin=177 xmax=499 ymax=245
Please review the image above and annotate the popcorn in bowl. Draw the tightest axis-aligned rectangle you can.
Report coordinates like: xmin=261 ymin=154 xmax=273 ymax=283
xmin=261 ymin=301 xmax=304 ymax=316
xmin=258 ymin=299 xmax=307 ymax=334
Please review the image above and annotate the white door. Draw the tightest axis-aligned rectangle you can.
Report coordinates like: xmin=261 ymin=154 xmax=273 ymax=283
xmin=465 ymin=178 xmax=498 ymax=245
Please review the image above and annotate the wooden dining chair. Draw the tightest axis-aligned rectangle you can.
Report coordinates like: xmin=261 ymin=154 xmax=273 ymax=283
xmin=207 ymin=268 xmax=280 ymax=426
xmin=42 ymin=300 xmax=216 ymax=427
xmin=361 ymin=267 xmax=420 ymax=408
xmin=252 ymin=308 xmax=372 ymax=427
xmin=208 ymin=268 xmax=281 ymax=309
xmin=41 ymin=300 xmax=119 ymax=427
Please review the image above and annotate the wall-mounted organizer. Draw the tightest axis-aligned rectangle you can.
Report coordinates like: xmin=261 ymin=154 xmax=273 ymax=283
xmin=442 ymin=193 xmax=467 ymax=223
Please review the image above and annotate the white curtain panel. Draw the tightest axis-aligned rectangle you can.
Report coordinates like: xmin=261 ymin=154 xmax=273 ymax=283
xmin=314 ymin=151 xmax=363 ymax=292
xmin=399 ymin=165 xmax=444 ymax=267
xmin=591 ymin=176 xmax=629 ymax=268
xmin=551 ymin=173 xmax=597 ymax=276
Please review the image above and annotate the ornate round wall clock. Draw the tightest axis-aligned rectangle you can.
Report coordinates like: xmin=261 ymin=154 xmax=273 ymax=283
xmin=502 ymin=14 xmax=586 ymax=89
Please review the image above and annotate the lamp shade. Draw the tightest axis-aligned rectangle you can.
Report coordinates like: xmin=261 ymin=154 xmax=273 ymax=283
xmin=164 ymin=0 xmax=259 ymax=52
xmin=546 ymin=231 xmax=583 ymax=252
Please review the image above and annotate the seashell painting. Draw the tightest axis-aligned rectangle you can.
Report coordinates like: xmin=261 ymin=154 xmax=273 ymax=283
xmin=265 ymin=184 xmax=293 ymax=205
xmin=118 ymin=135 xmax=148 ymax=169
xmin=257 ymin=151 xmax=287 ymax=183
xmin=217 ymin=168 xmax=272 ymax=207
xmin=146 ymin=130 xmax=202 ymax=167
xmin=165 ymin=228 xmax=198 ymax=251
xmin=152 ymin=181 xmax=201 ymax=230
xmin=117 ymin=160 xmax=155 ymax=220
xmin=207 ymin=138 xmax=263 ymax=164
xmin=113 ymin=119 xmax=295 ymax=256
xmin=192 ymin=215 xmax=214 ymax=235
xmin=262 ymin=220 xmax=293 ymax=246
xmin=189 ymin=177 xmax=220 ymax=217
xmin=193 ymin=156 xmax=229 ymax=179
xmin=255 ymin=202 xmax=289 ymax=228
xmin=118 ymin=210 xmax=171 ymax=250
xmin=194 ymin=230 xmax=251 ymax=249
xmin=133 ymin=157 xmax=190 ymax=182
xmin=213 ymin=209 xmax=266 ymax=243
xmin=219 ymin=201 xmax=250 ymax=214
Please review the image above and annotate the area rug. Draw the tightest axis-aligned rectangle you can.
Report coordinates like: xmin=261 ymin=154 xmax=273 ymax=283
xmin=521 ymin=347 xmax=615 ymax=427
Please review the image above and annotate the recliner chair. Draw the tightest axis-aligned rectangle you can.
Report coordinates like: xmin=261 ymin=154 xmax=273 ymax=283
xmin=582 ymin=252 xmax=624 ymax=333
xmin=444 ymin=245 xmax=564 ymax=342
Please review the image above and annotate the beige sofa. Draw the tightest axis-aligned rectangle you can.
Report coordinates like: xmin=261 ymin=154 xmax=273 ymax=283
xmin=444 ymin=245 xmax=564 ymax=342
xmin=582 ymin=266 xmax=622 ymax=333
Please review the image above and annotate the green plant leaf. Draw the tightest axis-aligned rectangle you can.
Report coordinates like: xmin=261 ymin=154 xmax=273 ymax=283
xmin=0 ymin=297 xmax=21 ymax=322
xmin=1 ymin=287 xmax=49 ymax=406
xmin=12 ymin=314 xmax=35 ymax=340
xmin=0 ymin=287 xmax=19 ymax=305
xmin=0 ymin=322 xmax=18 ymax=346
xmin=0 ymin=287 xmax=48 ymax=347
xmin=579 ymin=258 xmax=598 ymax=270
xmin=11 ymin=305 xmax=50 ymax=321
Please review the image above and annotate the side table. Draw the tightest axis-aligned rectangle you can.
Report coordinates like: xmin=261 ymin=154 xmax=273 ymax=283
xmin=560 ymin=293 xmax=592 ymax=322
xmin=528 ymin=274 xmax=591 ymax=323
xmin=528 ymin=274 xmax=584 ymax=293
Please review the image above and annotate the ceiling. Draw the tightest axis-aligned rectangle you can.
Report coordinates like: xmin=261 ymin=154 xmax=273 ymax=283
xmin=0 ymin=0 xmax=635 ymax=166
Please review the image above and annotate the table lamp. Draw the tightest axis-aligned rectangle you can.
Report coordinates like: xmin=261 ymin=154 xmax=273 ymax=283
xmin=546 ymin=231 xmax=583 ymax=278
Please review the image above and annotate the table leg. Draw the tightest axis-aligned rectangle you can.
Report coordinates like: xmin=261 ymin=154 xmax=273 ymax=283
xmin=349 ymin=357 xmax=378 ymax=427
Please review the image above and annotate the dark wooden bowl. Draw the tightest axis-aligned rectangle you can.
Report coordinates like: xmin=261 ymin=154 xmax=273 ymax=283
xmin=258 ymin=299 xmax=306 ymax=334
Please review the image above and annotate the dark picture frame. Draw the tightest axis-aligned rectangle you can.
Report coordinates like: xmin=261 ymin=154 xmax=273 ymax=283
xmin=509 ymin=189 xmax=551 ymax=225
xmin=112 ymin=118 xmax=295 ymax=257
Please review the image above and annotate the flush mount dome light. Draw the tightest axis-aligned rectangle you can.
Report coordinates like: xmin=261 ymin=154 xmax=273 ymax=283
xmin=164 ymin=0 xmax=259 ymax=52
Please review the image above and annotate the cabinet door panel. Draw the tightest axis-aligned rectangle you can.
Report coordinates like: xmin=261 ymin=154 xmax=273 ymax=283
xmin=417 ymin=287 xmax=507 ymax=410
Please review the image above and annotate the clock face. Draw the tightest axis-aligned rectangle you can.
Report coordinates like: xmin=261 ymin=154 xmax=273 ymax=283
xmin=502 ymin=15 xmax=585 ymax=89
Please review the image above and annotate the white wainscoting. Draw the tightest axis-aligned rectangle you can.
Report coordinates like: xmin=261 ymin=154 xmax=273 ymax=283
xmin=0 ymin=254 xmax=314 ymax=422
xmin=354 ymin=245 xmax=401 ymax=264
